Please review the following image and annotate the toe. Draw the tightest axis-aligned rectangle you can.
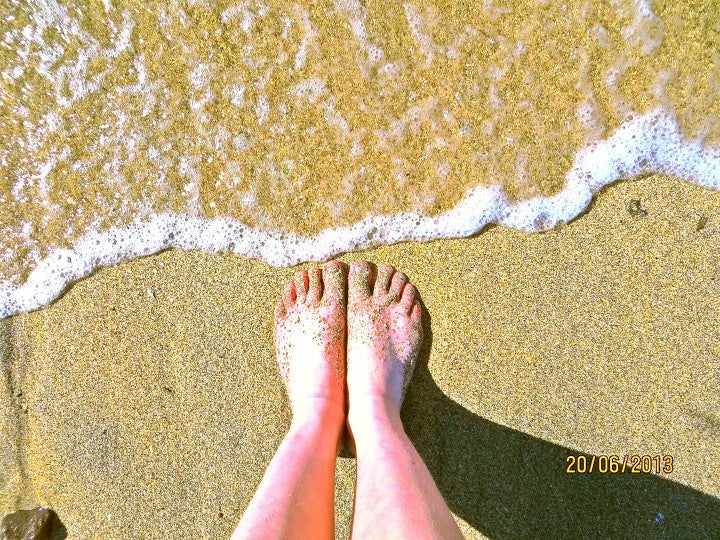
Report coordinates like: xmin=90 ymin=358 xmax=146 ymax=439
xmin=306 ymin=266 xmax=323 ymax=306
xmin=321 ymin=260 xmax=346 ymax=307
xmin=411 ymin=301 xmax=422 ymax=322
xmin=411 ymin=302 xmax=423 ymax=341
xmin=275 ymin=296 xmax=286 ymax=320
xmin=276 ymin=281 xmax=296 ymax=318
xmin=400 ymin=283 xmax=416 ymax=312
xmin=283 ymin=281 xmax=297 ymax=306
xmin=374 ymin=264 xmax=395 ymax=297
xmin=388 ymin=271 xmax=408 ymax=301
xmin=349 ymin=260 xmax=375 ymax=301
xmin=294 ymin=269 xmax=309 ymax=303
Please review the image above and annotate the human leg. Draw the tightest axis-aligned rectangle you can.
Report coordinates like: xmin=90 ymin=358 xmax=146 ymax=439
xmin=232 ymin=261 xmax=347 ymax=540
xmin=346 ymin=261 xmax=463 ymax=540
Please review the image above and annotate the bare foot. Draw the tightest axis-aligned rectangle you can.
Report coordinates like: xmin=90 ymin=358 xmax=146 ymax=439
xmin=346 ymin=261 xmax=423 ymax=435
xmin=275 ymin=260 xmax=347 ymax=426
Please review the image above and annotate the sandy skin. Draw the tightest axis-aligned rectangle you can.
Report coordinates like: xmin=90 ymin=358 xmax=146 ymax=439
xmin=273 ymin=259 xmax=422 ymax=432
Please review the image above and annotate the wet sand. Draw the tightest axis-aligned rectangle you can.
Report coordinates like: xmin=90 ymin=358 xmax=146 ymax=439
xmin=2 ymin=0 xmax=719 ymax=289
xmin=1 ymin=174 xmax=719 ymax=539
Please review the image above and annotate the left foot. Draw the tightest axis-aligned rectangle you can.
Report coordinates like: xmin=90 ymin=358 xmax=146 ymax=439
xmin=346 ymin=261 xmax=422 ymax=441
xmin=275 ymin=260 xmax=347 ymax=426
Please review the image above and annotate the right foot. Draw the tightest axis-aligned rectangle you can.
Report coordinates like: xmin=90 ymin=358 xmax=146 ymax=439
xmin=274 ymin=260 xmax=347 ymax=428
xmin=346 ymin=261 xmax=423 ymax=435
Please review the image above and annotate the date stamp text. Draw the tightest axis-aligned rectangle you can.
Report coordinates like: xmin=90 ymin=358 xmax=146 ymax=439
xmin=566 ymin=454 xmax=674 ymax=474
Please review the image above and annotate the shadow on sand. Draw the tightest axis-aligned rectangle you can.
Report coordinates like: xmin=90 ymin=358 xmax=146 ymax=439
xmin=401 ymin=304 xmax=720 ymax=540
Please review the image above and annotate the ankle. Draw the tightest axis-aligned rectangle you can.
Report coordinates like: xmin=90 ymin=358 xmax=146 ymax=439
xmin=290 ymin=398 xmax=345 ymax=433
xmin=347 ymin=394 xmax=404 ymax=442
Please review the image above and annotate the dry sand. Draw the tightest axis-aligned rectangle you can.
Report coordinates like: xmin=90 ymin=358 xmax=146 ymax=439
xmin=1 ymin=174 xmax=719 ymax=539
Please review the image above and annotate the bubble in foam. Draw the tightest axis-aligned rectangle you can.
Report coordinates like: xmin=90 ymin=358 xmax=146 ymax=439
xmin=255 ymin=96 xmax=270 ymax=125
xmin=227 ymin=84 xmax=246 ymax=107
xmin=189 ymin=63 xmax=210 ymax=89
xmin=290 ymin=78 xmax=327 ymax=104
xmin=366 ymin=44 xmax=384 ymax=64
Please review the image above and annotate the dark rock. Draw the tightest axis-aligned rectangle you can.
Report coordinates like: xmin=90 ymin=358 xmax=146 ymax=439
xmin=627 ymin=199 xmax=648 ymax=218
xmin=696 ymin=215 xmax=708 ymax=231
xmin=0 ymin=507 xmax=58 ymax=540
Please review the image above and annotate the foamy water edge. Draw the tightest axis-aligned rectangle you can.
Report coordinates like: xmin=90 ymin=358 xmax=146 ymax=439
xmin=2 ymin=108 xmax=718 ymax=319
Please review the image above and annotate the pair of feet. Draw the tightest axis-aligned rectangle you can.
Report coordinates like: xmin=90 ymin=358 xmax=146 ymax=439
xmin=275 ymin=260 xmax=423 ymax=450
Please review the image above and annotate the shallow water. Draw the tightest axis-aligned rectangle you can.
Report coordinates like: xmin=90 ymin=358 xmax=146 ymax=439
xmin=0 ymin=0 xmax=719 ymax=317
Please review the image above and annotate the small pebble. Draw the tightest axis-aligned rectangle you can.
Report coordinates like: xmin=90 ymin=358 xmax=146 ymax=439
xmin=0 ymin=507 xmax=59 ymax=540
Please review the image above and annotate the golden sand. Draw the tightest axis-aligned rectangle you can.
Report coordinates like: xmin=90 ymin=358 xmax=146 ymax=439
xmin=1 ymin=175 xmax=718 ymax=538
xmin=2 ymin=1 xmax=719 ymax=537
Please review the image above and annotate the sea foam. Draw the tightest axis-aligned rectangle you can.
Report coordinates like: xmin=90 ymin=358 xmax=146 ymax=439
xmin=1 ymin=108 xmax=718 ymax=319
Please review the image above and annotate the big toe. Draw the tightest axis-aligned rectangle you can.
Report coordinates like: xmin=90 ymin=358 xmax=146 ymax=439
xmin=321 ymin=260 xmax=346 ymax=307
xmin=348 ymin=260 xmax=375 ymax=303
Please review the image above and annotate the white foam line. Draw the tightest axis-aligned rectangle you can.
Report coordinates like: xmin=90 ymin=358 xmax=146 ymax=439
xmin=1 ymin=108 xmax=718 ymax=318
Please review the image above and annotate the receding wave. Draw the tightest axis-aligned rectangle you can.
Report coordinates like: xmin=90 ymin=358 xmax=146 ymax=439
xmin=1 ymin=0 xmax=719 ymax=317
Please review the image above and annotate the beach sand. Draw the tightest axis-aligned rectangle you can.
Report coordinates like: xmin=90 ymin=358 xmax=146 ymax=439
xmin=1 ymin=174 xmax=719 ymax=539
